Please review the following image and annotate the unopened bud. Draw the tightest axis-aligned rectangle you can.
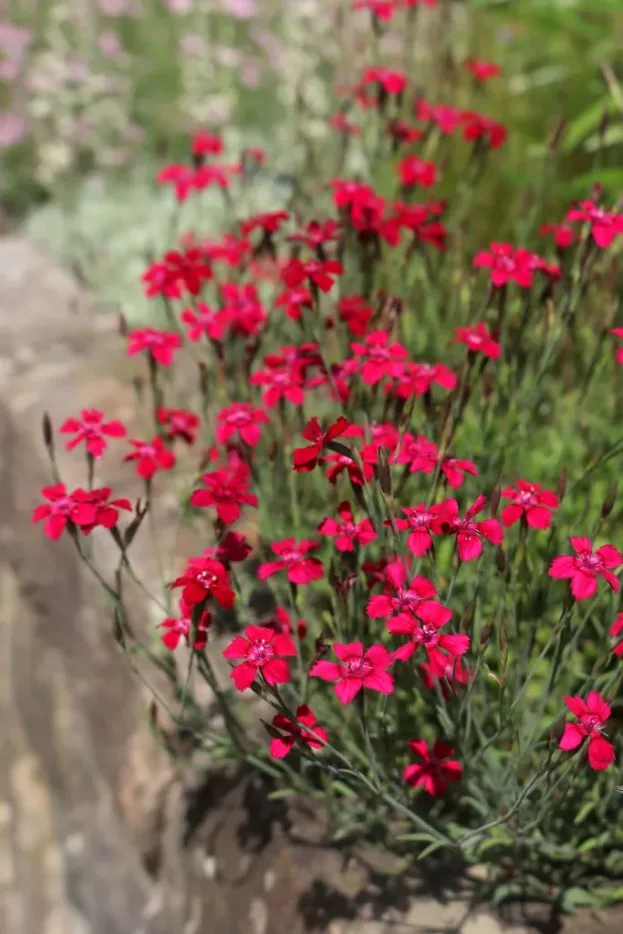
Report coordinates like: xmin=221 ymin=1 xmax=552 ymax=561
xmin=377 ymin=448 xmax=392 ymax=497
xmin=601 ymin=480 xmax=617 ymax=519
xmin=495 ymin=547 xmax=507 ymax=576
xmin=480 ymin=622 xmax=493 ymax=647
xmin=198 ymin=361 xmax=210 ymax=397
xmin=460 ymin=599 xmax=476 ymax=632
xmin=42 ymin=411 xmax=54 ymax=451
xmin=556 ymin=465 xmax=567 ymax=503
xmin=490 ymin=479 xmax=502 ymax=517
xmin=118 ymin=312 xmax=128 ymax=337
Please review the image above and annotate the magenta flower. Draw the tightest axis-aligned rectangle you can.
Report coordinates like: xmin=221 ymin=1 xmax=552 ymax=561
xmin=216 ymin=402 xmax=269 ymax=447
xmin=454 ymin=323 xmax=500 ymax=359
xmin=500 ymin=479 xmax=559 ymax=530
xmin=318 ymin=501 xmax=377 ymax=552
xmin=433 ymin=495 xmax=503 ymax=561
xmin=60 ymin=408 xmax=126 ymax=458
xmin=566 ymin=201 xmax=623 ymax=249
xmin=559 ymin=693 xmax=615 ymax=771
xmin=310 ymin=641 xmax=394 ymax=705
xmin=269 ymin=705 xmax=328 ymax=759
xmin=126 ymin=327 xmax=182 ymax=366
xmin=549 ymin=537 xmax=622 ymax=600
xmin=190 ymin=466 xmax=258 ymax=525
xmin=223 ymin=625 xmax=296 ymax=691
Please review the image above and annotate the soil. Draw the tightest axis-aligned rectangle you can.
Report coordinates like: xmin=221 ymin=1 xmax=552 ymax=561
xmin=1 ymin=235 xmax=623 ymax=934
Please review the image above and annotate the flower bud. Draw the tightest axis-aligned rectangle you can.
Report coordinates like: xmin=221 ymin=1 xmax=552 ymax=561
xmin=601 ymin=480 xmax=617 ymax=519
xmin=42 ymin=411 xmax=54 ymax=452
xmin=556 ymin=465 xmax=567 ymax=503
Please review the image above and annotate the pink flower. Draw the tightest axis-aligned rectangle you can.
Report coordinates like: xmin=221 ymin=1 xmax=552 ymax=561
xmin=124 ymin=436 xmax=176 ymax=480
xmin=216 ymin=402 xmax=269 ymax=447
xmin=392 ymin=361 xmax=456 ymax=399
xmin=250 ymin=364 xmax=306 ymax=408
xmin=181 ymin=302 xmax=228 ymax=343
xmin=420 ymin=657 xmax=470 ymax=692
xmin=353 ymin=0 xmax=399 ymax=20
xmin=454 ymin=323 xmax=500 ymax=360
xmin=433 ymin=495 xmax=503 ymax=561
xmin=269 ymin=705 xmax=328 ymax=759
xmin=549 ymin=537 xmax=623 ymax=600
xmin=566 ymin=201 xmax=623 ymax=249
xmin=192 ymin=129 xmax=223 ymax=157
xmin=32 ymin=484 xmax=128 ymax=540
xmin=610 ymin=613 xmax=623 ymax=657
xmin=501 ymin=479 xmax=559 ymax=529
xmin=351 ymin=331 xmax=409 ymax=385
xmin=158 ymin=606 xmax=211 ymax=651
xmin=404 ymin=740 xmax=462 ymax=795
xmin=367 ymin=559 xmax=441 ymax=623
xmin=281 ymin=257 xmax=344 ymax=293
xmin=223 ymin=624 xmax=296 ymax=691
xmin=338 ymin=296 xmax=373 ymax=337
xmin=397 ymin=434 xmax=478 ymax=490
xmin=461 ymin=111 xmax=507 ymax=149
xmin=126 ymin=327 xmax=182 ymax=366
xmin=258 ymin=538 xmax=324 ymax=585
xmin=415 ymin=100 xmax=463 ymax=136
xmin=60 ymin=408 xmax=126 ymax=458
xmin=318 ymin=501 xmax=377 ymax=551
xmin=559 ymin=693 xmax=615 ymax=771
xmin=398 ymin=156 xmax=438 ymax=188
xmin=362 ymin=67 xmax=407 ymax=97
xmin=394 ymin=503 xmax=439 ymax=556
xmin=190 ymin=465 xmax=258 ymax=525
xmin=275 ymin=287 xmax=313 ymax=322
xmin=539 ymin=223 xmax=575 ymax=249
xmin=310 ymin=641 xmax=394 ymax=704
xmin=473 ymin=243 xmax=559 ymax=288
xmin=389 ymin=610 xmax=469 ymax=671
xmin=611 ymin=328 xmax=623 ymax=365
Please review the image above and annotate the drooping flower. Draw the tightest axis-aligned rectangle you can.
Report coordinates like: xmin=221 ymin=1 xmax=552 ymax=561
xmin=216 ymin=402 xmax=269 ymax=447
xmin=126 ymin=327 xmax=182 ymax=367
xmin=318 ymin=501 xmax=377 ymax=551
xmin=610 ymin=613 xmax=623 ymax=657
xmin=420 ymin=656 xmax=470 ymax=692
xmin=60 ymin=408 xmax=126 ymax=458
xmin=223 ymin=625 xmax=296 ymax=691
xmin=454 ymin=323 xmax=500 ymax=360
xmin=501 ymin=480 xmax=559 ymax=529
xmin=158 ymin=407 xmax=200 ymax=445
xmin=170 ymin=556 xmax=235 ymax=608
xmin=404 ymin=740 xmax=462 ymax=795
xmin=432 ymin=495 xmax=503 ymax=561
xmin=549 ymin=537 xmax=623 ymax=600
xmin=258 ymin=538 xmax=324 ymax=585
xmin=124 ymin=436 xmax=176 ymax=480
xmin=293 ymin=416 xmax=351 ymax=472
xmin=559 ymin=693 xmax=615 ymax=771
xmin=310 ymin=641 xmax=394 ymax=704
xmin=269 ymin=705 xmax=328 ymax=759
xmin=190 ymin=465 xmax=258 ymax=525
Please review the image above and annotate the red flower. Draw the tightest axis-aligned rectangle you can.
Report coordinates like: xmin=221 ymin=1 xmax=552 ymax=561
xmin=611 ymin=328 xmax=623 ymax=364
xmin=433 ymin=495 xmax=503 ymax=561
xmin=539 ymin=223 xmax=575 ymax=249
xmin=323 ymin=451 xmax=374 ymax=486
xmin=461 ymin=111 xmax=507 ymax=149
xmin=549 ymin=537 xmax=622 ymax=600
xmin=501 ymin=479 xmax=559 ymax=529
xmin=124 ymin=436 xmax=176 ymax=480
xmin=362 ymin=67 xmax=407 ymax=97
xmin=397 ymin=434 xmax=478 ymax=490
xmin=194 ymin=162 xmax=242 ymax=190
xmin=351 ymin=331 xmax=408 ymax=385
xmin=566 ymin=201 xmax=623 ymax=249
xmin=158 ymin=407 xmax=200 ymax=445
xmin=388 ymin=119 xmax=424 ymax=145
xmin=32 ymin=484 xmax=129 ymax=540
xmin=367 ymin=560 xmax=445 ymax=625
xmin=181 ymin=302 xmax=228 ymax=343
xmin=191 ymin=465 xmax=258 ymax=525
xmin=170 ymin=556 xmax=235 ymax=608
xmin=329 ymin=112 xmax=360 ymax=136
xmin=310 ymin=641 xmax=394 ymax=704
xmin=420 ymin=656 xmax=470 ymax=692
xmin=220 ymin=282 xmax=267 ymax=338
xmin=269 ymin=705 xmax=328 ymax=759
xmin=250 ymin=363 xmax=306 ymax=408
xmin=392 ymin=361 xmax=457 ymax=399
xmin=275 ymin=287 xmax=313 ymax=321
xmin=126 ymin=327 xmax=182 ymax=367
xmin=338 ymin=296 xmax=373 ymax=337
xmin=192 ymin=129 xmax=223 ymax=157
xmin=258 ymin=538 xmax=324 ymax=586
xmin=454 ymin=323 xmax=500 ymax=360
xmin=415 ymin=100 xmax=463 ymax=136
xmin=404 ymin=740 xmax=462 ymax=796
xmin=394 ymin=503 xmax=439 ymax=556
xmin=318 ymin=501 xmax=377 ymax=551
xmin=158 ymin=606 xmax=211 ymax=651
xmin=389 ymin=609 xmax=469 ymax=670
xmin=60 ymin=408 xmax=126 ymax=458
xmin=266 ymin=606 xmax=307 ymax=640
xmin=465 ymin=59 xmax=501 ymax=81
xmin=156 ymin=164 xmax=202 ymax=202
xmin=610 ymin=613 xmax=623 ymax=657
xmin=288 ymin=219 xmax=341 ymax=252
xmin=241 ymin=210 xmax=290 ymax=238
xmin=353 ymin=0 xmax=399 ymax=19
xmin=559 ymin=693 xmax=615 ymax=771
xmin=473 ymin=243 xmax=557 ymax=289
xmin=281 ymin=257 xmax=344 ymax=293
xmin=398 ymin=155 xmax=438 ymax=188
xmin=293 ymin=416 xmax=351 ymax=472
xmin=141 ymin=247 xmax=213 ymax=298
xmin=216 ymin=402 xmax=269 ymax=447
xmin=223 ymin=624 xmax=296 ymax=691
